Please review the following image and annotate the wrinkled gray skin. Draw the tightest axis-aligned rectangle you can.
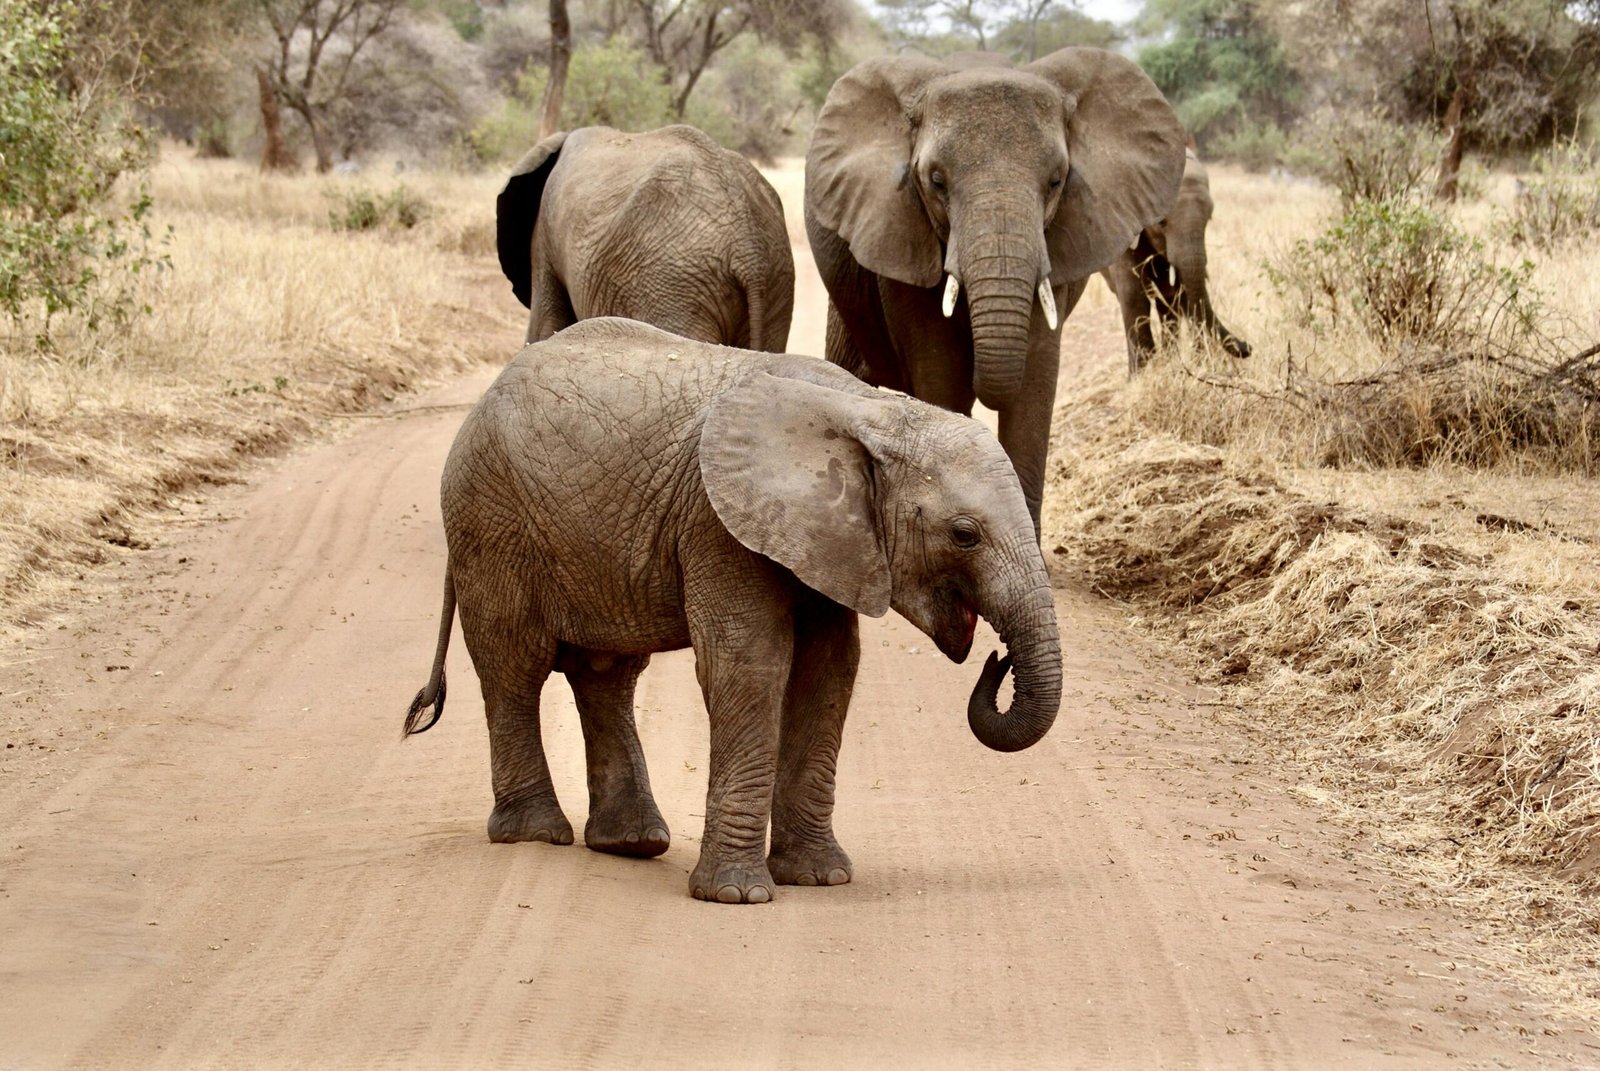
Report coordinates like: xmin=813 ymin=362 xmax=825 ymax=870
xmin=497 ymin=124 xmax=794 ymax=350
xmin=805 ymin=47 xmax=1186 ymax=533
xmin=1101 ymin=149 xmax=1252 ymax=375
xmin=403 ymin=319 xmax=1062 ymax=905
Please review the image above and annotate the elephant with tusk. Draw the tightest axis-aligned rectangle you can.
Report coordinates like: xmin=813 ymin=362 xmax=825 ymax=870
xmin=402 ymin=319 xmax=1062 ymax=905
xmin=805 ymin=47 xmax=1186 ymax=534
xmin=1101 ymin=147 xmax=1253 ymax=374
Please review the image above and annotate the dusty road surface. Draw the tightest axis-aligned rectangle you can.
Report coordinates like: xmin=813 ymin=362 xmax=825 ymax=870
xmin=2 ymin=176 xmax=1591 ymax=1068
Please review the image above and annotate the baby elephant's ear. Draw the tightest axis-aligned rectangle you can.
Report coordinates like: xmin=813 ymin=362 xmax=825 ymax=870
xmin=700 ymin=372 xmax=892 ymax=617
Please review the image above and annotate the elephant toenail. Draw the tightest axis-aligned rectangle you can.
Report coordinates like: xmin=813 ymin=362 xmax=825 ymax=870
xmin=826 ymin=867 xmax=849 ymax=885
xmin=624 ymin=831 xmax=639 ymax=843
xmin=746 ymin=885 xmax=772 ymax=904
xmin=795 ymin=872 xmax=818 ymax=886
xmin=716 ymin=885 xmax=743 ymax=904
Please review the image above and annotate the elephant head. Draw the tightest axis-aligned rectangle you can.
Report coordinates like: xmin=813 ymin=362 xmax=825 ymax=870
xmin=806 ymin=48 xmax=1185 ymax=409
xmin=700 ymin=370 xmax=1061 ymax=752
xmin=1161 ymin=151 xmax=1251 ymax=360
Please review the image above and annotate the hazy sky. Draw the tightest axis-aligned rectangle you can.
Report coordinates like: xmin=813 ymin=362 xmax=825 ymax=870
xmin=869 ymin=1 xmax=1146 ymax=29
xmin=1076 ymin=0 xmax=1142 ymax=23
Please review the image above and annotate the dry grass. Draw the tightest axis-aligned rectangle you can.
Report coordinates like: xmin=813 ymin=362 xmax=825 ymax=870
xmin=1048 ymin=163 xmax=1600 ymax=1018
xmin=0 ymin=146 xmax=520 ymax=631
xmin=1134 ymin=166 xmax=1600 ymax=473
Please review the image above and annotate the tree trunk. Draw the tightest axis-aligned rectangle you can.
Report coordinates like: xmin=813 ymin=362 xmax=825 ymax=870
xmin=538 ymin=0 xmax=571 ymax=140
xmin=304 ymin=108 xmax=334 ymax=174
xmin=257 ymin=65 xmax=297 ymax=173
xmin=1435 ymin=82 xmax=1467 ymax=203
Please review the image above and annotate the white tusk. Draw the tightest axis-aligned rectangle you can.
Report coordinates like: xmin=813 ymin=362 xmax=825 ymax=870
xmin=942 ymin=274 xmax=960 ymax=318
xmin=1037 ymin=280 xmax=1058 ymax=330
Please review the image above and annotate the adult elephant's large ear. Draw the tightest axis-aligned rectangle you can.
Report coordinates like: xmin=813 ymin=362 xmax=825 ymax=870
xmin=700 ymin=372 xmax=892 ymax=617
xmin=806 ymin=56 xmax=945 ymax=288
xmin=496 ymin=131 xmax=568 ymax=308
xmin=1025 ymin=48 xmax=1186 ymax=285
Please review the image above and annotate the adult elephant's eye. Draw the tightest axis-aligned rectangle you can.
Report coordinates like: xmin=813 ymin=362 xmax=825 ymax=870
xmin=1048 ymin=173 xmax=1064 ymax=191
xmin=928 ymin=170 xmax=946 ymax=192
xmin=950 ymin=520 xmax=981 ymax=549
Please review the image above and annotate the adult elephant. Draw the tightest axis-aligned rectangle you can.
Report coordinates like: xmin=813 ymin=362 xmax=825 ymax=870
xmin=1102 ymin=147 xmax=1252 ymax=374
xmin=805 ymin=48 xmax=1186 ymax=531
xmin=498 ymin=124 xmax=794 ymax=350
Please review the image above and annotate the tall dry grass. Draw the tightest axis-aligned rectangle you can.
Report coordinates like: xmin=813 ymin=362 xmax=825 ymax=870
xmin=0 ymin=147 xmax=521 ymax=628
xmin=1047 ymin=163 xmax=1600 ymax=1018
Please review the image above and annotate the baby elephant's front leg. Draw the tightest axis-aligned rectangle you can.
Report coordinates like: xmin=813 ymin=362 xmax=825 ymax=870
xmin=768 ymin=597 xmax=857 ymax=887
xmin=687 ymin=600 xmax=794 ymax=905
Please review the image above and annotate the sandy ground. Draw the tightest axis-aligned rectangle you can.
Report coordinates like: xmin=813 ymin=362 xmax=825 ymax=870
xmin=1 ymin=170 xmax=1593 ymax=1068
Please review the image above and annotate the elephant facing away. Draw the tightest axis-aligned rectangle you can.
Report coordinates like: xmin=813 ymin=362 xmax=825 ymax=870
xmin=1101 ymin=148 xmax=1252 ymax=374
xmin=403 ymin=318 xmax=1062 ymax=905
xmin=805 ymin=47 xmax=1186 ymax=532
xmin=497 ymin=125 xmax=795 ymax=351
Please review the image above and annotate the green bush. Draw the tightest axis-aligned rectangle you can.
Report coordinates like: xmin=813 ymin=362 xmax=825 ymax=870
xmin=1495 ymin=138 xmax=1600 ymax=250
xmin=467 ymin=40 xmax=675 ymax=164
xmin=686 ymin=37 xmax=803 ymax=164
xmin=0 ymin=0 xmax=165 ymax=348
xmin=1173 ymin=84 xmax=1243 ymax=144
xmin=1265 ymin=197 xmax=1539 ymax=350
xmin=1210 ymin=120 xmax=1288 ymax=172
xmin=327 ymin=185 xmax=432 ymax=232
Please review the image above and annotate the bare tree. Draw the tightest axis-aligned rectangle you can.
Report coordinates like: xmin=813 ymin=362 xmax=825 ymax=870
xmin=880 ymin=0 xmax=1070 ymax=58
xmin=538 ymin=0 xmax=572 ymax=138
xmin=255 ymin=0 xmax=402 ymax=173
xmin=1015 ymin=0 xmax=1057 ymax=61
xmin=256 ymin=64 xmax=299 ymax=171
xmin=629 ymin=0 xmax=846 ymax=118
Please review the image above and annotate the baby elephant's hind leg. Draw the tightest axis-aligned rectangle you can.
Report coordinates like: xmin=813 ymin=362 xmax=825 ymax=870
xmin=481 ymin=644 xmax=574 ymax=846
xmin=567 ymin=652 xmax=670 ymax=858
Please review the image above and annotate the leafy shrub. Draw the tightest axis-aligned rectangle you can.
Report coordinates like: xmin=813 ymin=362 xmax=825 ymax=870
xmin=685 ymin=38 xmax=804 ymax=164
xmin=467 ymin=40 xmax=675 ymax=164
xmin=1211 ymin=120 xmax=1288 ymax=172
xmin=1265 ymin=197 xmax=1539 ymax=351
xmin=0 ymin=0 xmax=166 ymax=348
xmin=1496 ymin=138 xmax=1600 ymax=250
xmin=1294 ymin=111 xmax=1443 ymax=209
xmin=327 ymin=185 xmax=431 ymax=232
xmin=1173 ymin=85 xmax=1243 ymax=145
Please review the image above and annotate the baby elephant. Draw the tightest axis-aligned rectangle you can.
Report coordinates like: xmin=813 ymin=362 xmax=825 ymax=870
xmin=403 ymin=318 xmax=1062 ymax=904
xmin=497 ymin=124 xmax=795 ymax=351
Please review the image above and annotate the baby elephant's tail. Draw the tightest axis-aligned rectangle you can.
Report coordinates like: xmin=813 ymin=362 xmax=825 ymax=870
xmin=403 ymin=568 xmax=455 ymax=737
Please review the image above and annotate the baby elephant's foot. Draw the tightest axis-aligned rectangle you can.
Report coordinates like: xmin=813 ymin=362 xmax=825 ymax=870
xmin=768 ymin=840 xmax=853 ymax=887
xmin=488 ymin=797 xmax=574 ymax=845
xmin=584 ymin=795 xmax=670 ymax=859
xmin=689 ymin=857 xmax=776 ymax=905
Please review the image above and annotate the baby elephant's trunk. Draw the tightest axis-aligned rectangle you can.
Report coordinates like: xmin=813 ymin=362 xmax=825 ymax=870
xmin=403 ymin=569 xmax=455 ymax=737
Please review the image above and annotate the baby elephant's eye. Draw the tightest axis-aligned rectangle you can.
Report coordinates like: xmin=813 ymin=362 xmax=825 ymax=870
xmin=950 ymin=520 xmax=981 ymax=549
xmin=928 ymin=170 xmax=947 ymax=191
xmin=1047 ymin=173 xmax=1065 ymax=191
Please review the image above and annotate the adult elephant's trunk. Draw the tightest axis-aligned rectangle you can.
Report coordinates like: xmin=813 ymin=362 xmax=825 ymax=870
xmin=955 ymin=205 xmax=1049 ymax=411
xmin=1166 ymin=225 xmax=1213 ymax=327
xmin=1169 ymin=225 xmax=1251 ymax=359
xmin=966 ymin=560 xmax=1062 ymax=753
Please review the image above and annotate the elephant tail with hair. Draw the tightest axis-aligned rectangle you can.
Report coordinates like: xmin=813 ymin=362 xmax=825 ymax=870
xmin=402 ymin=567 xmax=454 ymax=737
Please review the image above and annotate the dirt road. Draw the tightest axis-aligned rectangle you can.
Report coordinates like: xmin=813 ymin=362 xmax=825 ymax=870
xmin=1 ymin=200 xmax=1587 ymax=1068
